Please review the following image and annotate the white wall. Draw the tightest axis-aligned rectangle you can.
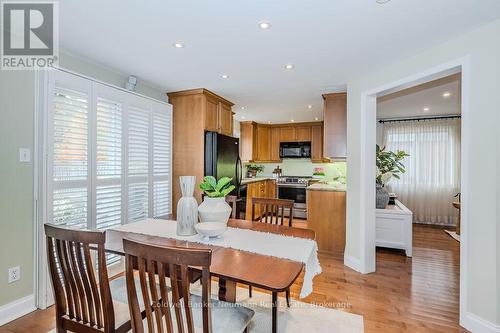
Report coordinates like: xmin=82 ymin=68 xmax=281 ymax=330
xmin=346 ymin=19 xmax=500 ymax=329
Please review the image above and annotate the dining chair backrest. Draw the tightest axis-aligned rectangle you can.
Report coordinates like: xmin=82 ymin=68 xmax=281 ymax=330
xmin=45 ymin=223 xmax=115 ymax=333
xmin=123 ymin=239 xmax=213 ymax=333
xmin=225 ymin=195 xmax=238 ymax=219
xmin=251 ymin=197 xmax=295 ymax=226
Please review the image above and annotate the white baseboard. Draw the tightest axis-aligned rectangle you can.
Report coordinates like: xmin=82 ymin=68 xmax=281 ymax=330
xmin=0 ymin=294 xmax=36 ymax=326
xmin=343 ymin=253 xmax=362 ymax=272
xmin=462 ymin=312 xmax=500 ymax=333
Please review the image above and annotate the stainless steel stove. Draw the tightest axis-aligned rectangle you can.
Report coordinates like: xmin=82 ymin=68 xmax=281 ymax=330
xmin=277 ymin=176 xmax=312 ymax=219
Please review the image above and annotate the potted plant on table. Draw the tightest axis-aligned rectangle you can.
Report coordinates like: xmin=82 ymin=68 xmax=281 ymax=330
xmin=198 ymin=176 xmax=235 ymax=223
xmin=246 ymin=164 xmax=264 ymax=178
xmin=376 ymin=145 xmax=409 ymax=209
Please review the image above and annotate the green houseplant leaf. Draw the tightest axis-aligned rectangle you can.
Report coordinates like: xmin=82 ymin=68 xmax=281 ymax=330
xmin=199 ymin=176 xmax=234 ymax=198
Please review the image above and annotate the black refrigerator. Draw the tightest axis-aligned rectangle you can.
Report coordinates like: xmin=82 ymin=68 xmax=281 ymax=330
xmin=204 ymin=131 xmax=243 ymax=196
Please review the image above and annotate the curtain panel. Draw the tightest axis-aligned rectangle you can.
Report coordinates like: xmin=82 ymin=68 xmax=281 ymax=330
xmin=382 ymin=118 xmax=461 ymax=225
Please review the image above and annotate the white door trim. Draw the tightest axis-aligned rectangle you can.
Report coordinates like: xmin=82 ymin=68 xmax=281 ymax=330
xmin=357 ymin=56 xmax=471 ymax=329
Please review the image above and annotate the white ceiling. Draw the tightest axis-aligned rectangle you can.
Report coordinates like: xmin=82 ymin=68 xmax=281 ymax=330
xmin=377 ymin=74 xmax=461 ymax=119
xmin=59 ymin=0 xmax=500 ymax=123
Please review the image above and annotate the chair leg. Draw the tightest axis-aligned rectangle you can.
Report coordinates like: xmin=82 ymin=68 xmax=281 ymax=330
xmin=243 ymin=327 xmax=248 ymax=333
xmin=285 ymin=288 xmax=290 ymax=308
xmin=248 ymin=285 xmax=252 ymax=297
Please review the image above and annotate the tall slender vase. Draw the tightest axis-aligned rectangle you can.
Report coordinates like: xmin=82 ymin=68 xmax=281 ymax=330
xmin=176 ymin=176 xmax=198 ymax=236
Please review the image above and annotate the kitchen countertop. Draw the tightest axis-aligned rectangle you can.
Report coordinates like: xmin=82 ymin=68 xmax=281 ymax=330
xmin=241 ymin=177 xmax=276 ymax=185
xmin=306 ymin=183 xmax=346 ymax=192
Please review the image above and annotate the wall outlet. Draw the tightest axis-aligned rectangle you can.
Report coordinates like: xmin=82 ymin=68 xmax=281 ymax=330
xmin=8 ymin=266 xmax=20 ymax=283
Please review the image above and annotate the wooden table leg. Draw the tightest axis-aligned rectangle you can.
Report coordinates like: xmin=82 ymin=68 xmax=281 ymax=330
xmin=272 ymin=291 xmax=278 ymax=333
xmin=218 ymin=278 xmax=237 ymax=303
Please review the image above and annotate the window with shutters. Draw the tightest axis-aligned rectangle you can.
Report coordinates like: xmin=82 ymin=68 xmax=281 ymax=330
xmin=45 ymin=70 xmax=172 ymax=266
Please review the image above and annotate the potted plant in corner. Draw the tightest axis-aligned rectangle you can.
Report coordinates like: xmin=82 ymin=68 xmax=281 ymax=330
xmin=246 ymin=164 xmax=264 ymax=178
xmin=376 ymin=145 xmax=409 ymax=209
xmin=198 ymin=176 xmax=235 ymax=223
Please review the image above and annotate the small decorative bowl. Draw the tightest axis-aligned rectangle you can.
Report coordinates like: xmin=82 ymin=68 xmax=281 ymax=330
xmin=194 ymin=222 xmax=227 ymax=241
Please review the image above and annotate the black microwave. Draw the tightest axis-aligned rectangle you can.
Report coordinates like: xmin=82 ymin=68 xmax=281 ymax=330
xmin=280 ymin=142 xmax=311 ymax=158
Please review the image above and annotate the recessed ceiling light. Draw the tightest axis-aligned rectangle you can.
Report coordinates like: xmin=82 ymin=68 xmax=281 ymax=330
xmin=423 ymin=107 xmax=430 ymax=112
xmin=173 ymin=42 xmax=184 ymax=48
xmin=241 ymin=116 xmax=246 ymax=119
xmin=442 ymin=92 xmax=452 ymax=98
xmin=268 ymin=121 xmax=271 ymax=124
xmin=376 ymin=0 xmax=391 ymax=4
xmin=259 ymin=22 xmax=271 ymax=30
xmin=315 ymin=117 xmax=319 ymax=121
xmin=241 ymin=106 xmax=245 ymax=110
xmin=221 ymin=74 xmax=229 ymax=79
xmin=307 ymin=105 xmax=312 ymax=109
xmin=291 ymin=119 xmax=295 ymax=122
xmin=284 ymin=64 xmax=295 ymax=70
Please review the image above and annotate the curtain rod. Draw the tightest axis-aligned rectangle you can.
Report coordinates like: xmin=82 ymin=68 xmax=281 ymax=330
xmin=378 ymin=115 xmax=461 ymax=124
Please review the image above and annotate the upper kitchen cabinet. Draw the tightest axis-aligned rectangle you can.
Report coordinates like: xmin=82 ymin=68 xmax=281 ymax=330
xmin=240 ymin=122 xmax=280 ymax=163
xmin=311 ymin=124 xmax=324 ymax=163
xmin=167 ymin=88 xmax=235 ymax=137
xmin=167 ymin=88 xmax=234 ymax=209
xmin=296 ymin=126 xmax=312 ymax=141
xmin=280 ymin=127 xmax=296 ymax=142
xmin=280 ymin=124 xmax=312 ymax=142
xmin=323 ymin=92 xmax=347 ymax=159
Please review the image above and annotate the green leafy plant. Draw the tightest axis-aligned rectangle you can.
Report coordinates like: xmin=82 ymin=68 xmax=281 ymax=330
xmin=245 ymin=164 xmax=264 ymax=173
xmin=376 ymin=145 xmax=409 ymax=185
xmin=199 ymin=176 xmax=235 ymax=198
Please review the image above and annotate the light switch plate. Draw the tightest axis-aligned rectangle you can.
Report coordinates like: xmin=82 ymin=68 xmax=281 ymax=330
xmin=19 ymin=148 xmax=30 ymax=162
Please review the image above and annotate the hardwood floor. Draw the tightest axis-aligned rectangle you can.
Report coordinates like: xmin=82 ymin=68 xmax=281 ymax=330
xmin=0 ymin=224 xmax=464 ymax=333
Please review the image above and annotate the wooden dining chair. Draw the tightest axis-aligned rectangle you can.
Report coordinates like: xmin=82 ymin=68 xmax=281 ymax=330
xmin=123 ymin=238 xmax=255 ymax=333
xmin=251 ymin=197 xmax=295 ymax=227
xmin=225 ymin=195 xmax=238 ymax=219
xmin=249 ymin=197 xmax=295 ymax=307
xmin=45 ymin=223 xmax=133 ymax=333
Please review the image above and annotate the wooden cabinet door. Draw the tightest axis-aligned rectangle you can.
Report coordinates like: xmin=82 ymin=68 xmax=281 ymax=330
xmin=246 ymin=181 xmax=264 ymax=220
xmin=296 ymin=126 xmax=312 ymax=141
xmin=280 ymin=127 xmax=296 ymax=142
xmin=218 ymin=102 xmax=233 ymax=136
xmin=270 ymin=127 xmax=281 ymax=162
xmin=205 ymin=97 xmax=219 ymax=132
xmin=240 ymin=122 xmax=257 ymax=162
xmin=323 ymin=93 xmax=347 ymax=158
xmin=256 ymin=125 xmax=271 ymax=161
xmin=311 ymin=124 xmax=324 ymax=162
xmin=266 ymin=180 xmax=277 ymax=198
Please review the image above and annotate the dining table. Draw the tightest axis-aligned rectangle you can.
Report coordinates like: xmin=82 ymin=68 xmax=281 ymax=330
xmin=104 ymin=218 xmax=316 ymax=333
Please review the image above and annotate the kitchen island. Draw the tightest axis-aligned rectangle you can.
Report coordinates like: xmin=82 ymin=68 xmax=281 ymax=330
xmin=306 ymin=183 xmax=346 ymax=254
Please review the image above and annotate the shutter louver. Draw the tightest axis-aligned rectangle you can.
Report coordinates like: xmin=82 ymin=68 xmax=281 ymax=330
xmin=128 ymin=182 xmax=149 ymax=222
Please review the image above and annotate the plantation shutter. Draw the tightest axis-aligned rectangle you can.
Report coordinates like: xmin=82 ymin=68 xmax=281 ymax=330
xmin=127 ymin=102 xmax=150 ymax=222
xmin=49 ymin=71 xmax=91 ymax=230
xmin=152 ymin=103 xmax=172 ymax=218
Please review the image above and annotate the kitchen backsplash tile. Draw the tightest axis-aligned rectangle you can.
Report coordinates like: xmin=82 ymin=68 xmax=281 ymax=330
xmin=245 ymin=159 xmax=346 ymax=180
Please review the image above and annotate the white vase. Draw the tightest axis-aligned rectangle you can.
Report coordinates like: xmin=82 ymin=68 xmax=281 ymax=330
xmin=176 ymin=176 xmax=199 ymax=236
xmin=198 ymin=197 xmax=232 ymax=224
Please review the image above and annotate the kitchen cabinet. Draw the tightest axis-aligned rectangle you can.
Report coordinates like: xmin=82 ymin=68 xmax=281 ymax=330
xmin=245 ymin=179 xmax=277 ymax=220
xmin=241 ymin=122 xmax=281 ymax=163
xmin=241 ymin=121 xmax=323 ymax=162
xmin=295 ymin=126 xmax=312 ymax=141
xmin=280 ymin=127 xmax=296 ymax=142
xmin=256 ymin=125 xmax=271 ymax=161
xmin=218 ymin=102 xmax=233 ymax=136
xmin=270 ymin=127 xmax=281 ymax=161
xmin=311 ymin=124 xmax=326 ymax=163
xmin=323 ymin=92 xmax=347 ymax=159
xmin=167 ymin=88 xmax=234 ymax=210
xmin=307 ymin=189 xmax=346 ymax=254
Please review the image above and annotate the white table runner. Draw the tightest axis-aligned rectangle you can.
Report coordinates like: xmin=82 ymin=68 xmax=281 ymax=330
xmin=112 ymin=219 xmax=322 ymax=298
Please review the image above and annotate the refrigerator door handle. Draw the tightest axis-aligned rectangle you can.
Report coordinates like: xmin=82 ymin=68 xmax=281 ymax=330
xmin=236 ymin=156 xmax=243 ymax=185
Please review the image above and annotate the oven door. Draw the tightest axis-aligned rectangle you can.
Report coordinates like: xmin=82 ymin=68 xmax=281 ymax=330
xmin=277 ymin=185 xmax=307 ymax=219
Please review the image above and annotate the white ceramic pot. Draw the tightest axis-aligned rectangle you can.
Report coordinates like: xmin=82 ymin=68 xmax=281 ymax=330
xmin=198 ymin=197 xmax=232 ymax=224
